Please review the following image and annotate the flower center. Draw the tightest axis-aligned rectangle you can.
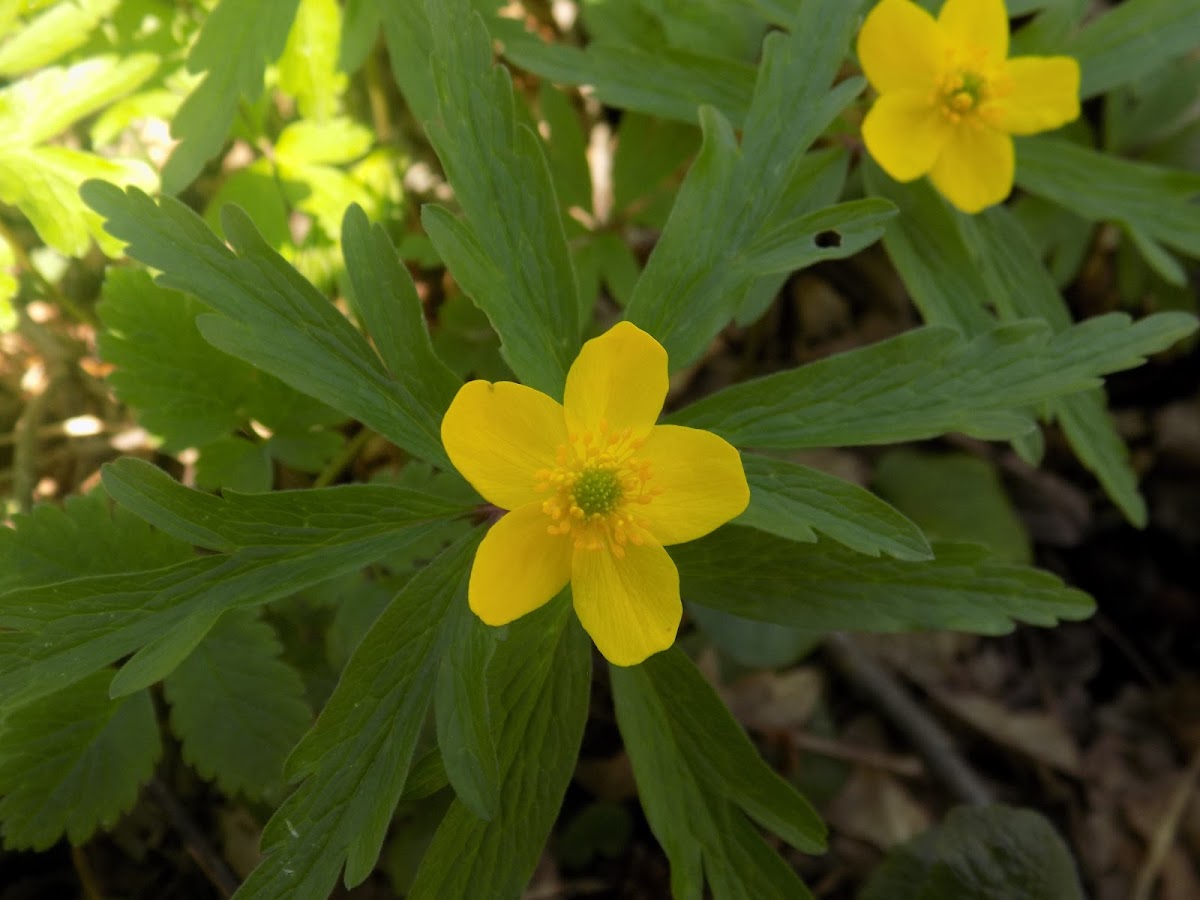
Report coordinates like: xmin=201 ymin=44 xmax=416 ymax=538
xmin=573 ymin=467 xmax=622 ymax=516
xmin=534 ymin=421 xmax=662 ymax=556
xmin=933 ymin=49 xmax=1009 ymax=126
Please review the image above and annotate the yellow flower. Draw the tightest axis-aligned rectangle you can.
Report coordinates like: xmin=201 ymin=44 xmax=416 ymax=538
xmin=441 ymin=322 xmax=750 ymax=666
xmin=858 ymin=0 xmax=1080 ymax=213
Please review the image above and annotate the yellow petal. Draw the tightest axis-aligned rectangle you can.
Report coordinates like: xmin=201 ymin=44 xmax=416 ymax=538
xmin=928 ymin=125 xmax=1014 ymax=214
xmin=990 ymin=56 xmax=1080 ymax=135
xmin=637 ymin=424 xmax=749 ymax=546
xmin=938 ymin=0 xmax=1008 ymax=60
xmin=571 ymin=539 xmax=680 ymax=667
xmin=563 ymin=321 xmax=668 ymax=438
xmin=857 ymin=0 xmax=944 ymax=93
xmin=441 ymin=380 xmax=566 ymax=510
xmin=469 ymin=502 xmax=573 ymax=625
xmin=862 ymin=89 xmax=952 ymax=182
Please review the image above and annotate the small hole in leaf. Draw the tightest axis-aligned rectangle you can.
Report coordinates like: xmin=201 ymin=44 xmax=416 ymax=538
xmin=815 ymin=230 xmax=841 ymax=248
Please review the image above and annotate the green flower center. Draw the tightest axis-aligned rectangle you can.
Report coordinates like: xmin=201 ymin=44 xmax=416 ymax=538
xmin=573 ymin=467 xmax=623 ymax=516
xmin=950 ymin=70 xmax=986 ymax=108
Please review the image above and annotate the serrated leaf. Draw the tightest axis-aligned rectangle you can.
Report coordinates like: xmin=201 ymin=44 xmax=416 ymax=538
xmin=859 ymin=804 xmax=1085 ymax=900
xmin=164 ymin=610 xmax=311 ymax=799
xmin=232 ymin=532 xmax=480 ymax=898
xmin=624 ymin=3 xmax=876 ymax=369
xmin=611 ymin=647 xmax=823 ymax=900
xmin=82 ymin=182 xmax=453 ymax=467
xmin=163 ymin=0 xmax=301 ymax=193
xmin=408 ymin=598 xmax=591 ymax=899
xmin=423 ymin=0 xmax=581 ymax=397
xmin=278 ymin=0 xmax=345 ymax=121
xmin=675 ymin=527 xmax=1094 ymax=634
xmin=670 ymin=314 xmax=1197 ymax=448
xmin=738 ymin=453 xmax=932 ymax=560
xmin=1015 ymin=136 xmax=1200 ymax=261
xmin=0 ymin=670 xmax=160 ymax=850
xmin=963 ymin=208 xmax=1149 ymax=525
xmin=0 ymin=460 xmax=474 ymax=711
xmin=340 ymin=204 xmax=460 ymax=424
xmin=0 ymin=145 xmax=154 ymax=257
xmin=99 ymin=268 xmax=339 ymax=453
xmin=0 ymin=486 xmax=192 ymax=592
xmin=866 ymin=168 xmax=1150 ymax=524
xmin=689 ymin=605 xmax=822 ymax=670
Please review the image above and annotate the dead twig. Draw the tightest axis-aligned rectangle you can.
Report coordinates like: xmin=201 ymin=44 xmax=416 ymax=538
xmin=1131 ymin=744 xmax=1200 ymax=900
xmin=824 ymin=633 xmax=993 ymax=806
xmin=147 ymin=777 xmax=240 ymax=898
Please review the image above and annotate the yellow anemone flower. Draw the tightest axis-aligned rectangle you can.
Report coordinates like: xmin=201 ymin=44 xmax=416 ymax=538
xmin=441 ymin=322 xmax=750 ymax=666
xmin=858 ymin=0 xmax=1080 ymax=213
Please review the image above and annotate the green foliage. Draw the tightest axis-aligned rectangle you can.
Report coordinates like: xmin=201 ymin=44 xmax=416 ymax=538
xmin=672 ymin=315 xmax=1197 ymax=448
xmin=873 ymin=451 xmax=1033 ymax=565
xmin=235 ymin=532 xmax=483 ymax=897
xmin=624 ymin=0 xmax=888 ymax=369
xmin=99 ymin=268 xmax=340 ymax=453
xmin=82 ymin=185 xmax=455 ymax=469
xmin=611 ymin=648 xmax=825 ymax=899
xmin=675 ymin=527 xmax=1093 ymax=634
xmin=3 ymin=0 xmax=1199 ymax=895
xmin=421 ymin=0 xmax=581 ymax=397
xmin=859 ymin=805 xmax=1085 ymax=900
xmin=161 ymin=0 xmax=300 ymax=192
xmin=0 ymin=55 xmax=156 ymax=257
xmin=163 ymin=610 xmax=312 ymax=799
xmin=739 ymin=453 xmax=933 ymax=560
xmin=0 ymin=669 xmax=160 ymax=850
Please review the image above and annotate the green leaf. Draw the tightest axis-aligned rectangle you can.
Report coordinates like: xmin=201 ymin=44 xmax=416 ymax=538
xmin=423 ymin=0 xmax=581 ymax=397
xmin=611 ymin=111 xmax=700 ymax=216
xmin=738 ymin=453 xmax=932 ymax=561
xmin=873 ymin=451 xmax=1032 ymax=565
xmin=963 ymin=208 xmax=1149 ymax=525
xmin=611 ymin=647 xmax=823 ymax=900
xmin=0 ymin=54 xmax=158 ymax=145
xmin=502 ymin=32 xmax=757 ymax=128
xmin=1066 ymin=0 xmax=1200 ymax=99
xmin=865 ymin=169 xmax=1150 ymax=524
xmin=675 ymin=527 xmax=1094 ymax=634
xmin=98 ymin=268 xmax=339 ymax=453
xmin=81 ymin=182 xmax=452 ymax=468
xmin=0 ymin=0 xmax=119 ymax=75
xmin=863 ymin=160 xmax=995 ymax=335
xmin=434 ymin=606 xmax=500 ymax=821
xmin=537 ymin=81 xmax=591 ymax=214
xmin=0 ymin=460 xmax=473 ymax=711
xmin=233 ymin=530 xmax=482 ymax=898
xmin=1015 ymin=136 xmax=1200 ymax=261
xmin=164 ymin=610 xmax=311 ymax=799
xmin=624 ymin=3 xmax=878 ymax=369
xmin=689 ymin=606 xmax=822 ymax=670
xmin=859 ymin=804 xmax=1085 ymax=900
xmin=409 ymin=598 xmax=591 ymax=898
xmin=0 ymin=670 xmax=160 ymax=850
xmin=670 ymin=315 xmax=1198 ymax=448
xmin=278 ymin=0 xmax=345 ymax=121
xmin=162 ymin=0 xmax=301 ymax=193
xmin=0 ymin=486 xmax=192 ymax=592
xmin=196 ymin=436 xmax=273 ymax=493
xmin=340 ymin=204 xmax=461 ymax=425
xmin=340 ymin=0 xmax=382 ymax=73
